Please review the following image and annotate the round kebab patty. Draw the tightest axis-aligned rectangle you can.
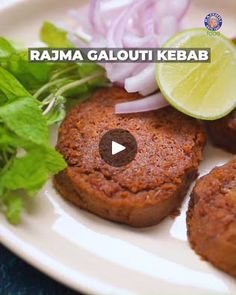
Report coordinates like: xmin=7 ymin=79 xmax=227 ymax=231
xmin=54 ymin=86 xmax=206 ymax=227
xmin=206 ymin=109 xmax=236 ymax=154
xmin=187 ymin=157 xmax=236 ymax=277
xmin=206 ymin=38 xmax=236 ymax=154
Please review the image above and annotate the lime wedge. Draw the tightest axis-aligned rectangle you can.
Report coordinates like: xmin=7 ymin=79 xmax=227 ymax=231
xmin=156 ymin=29 xmax=236 ymax=120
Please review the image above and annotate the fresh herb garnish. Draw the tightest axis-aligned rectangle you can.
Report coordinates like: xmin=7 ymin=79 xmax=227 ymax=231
xmin=0 ymin=22 xmax=108 ymax=224
xmin=40 ymin=21 xmax=74 ymax=48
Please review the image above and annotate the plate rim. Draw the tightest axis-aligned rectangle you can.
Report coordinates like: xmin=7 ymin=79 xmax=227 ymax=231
xmin=0 ymin=1 xmax=116 ymax=294
xmin=0 ymin=1 xmax=235 ymax=295
xmin=1 ymin=224 xmax=114 ymax=295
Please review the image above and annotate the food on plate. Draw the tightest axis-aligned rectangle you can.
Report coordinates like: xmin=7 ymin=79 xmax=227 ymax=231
xmin=205 ymin=38 xmax=236 ymax=154
xmin=0 ymin=28 xmax=108 ymax=224
xmin=0 ymin=0 xmax=234 ymax=230
xmin=187 ymin=157 xmax=236 ymax=277
xmin=206 ymin=109 xmax=236 ymax=153
xmin=71 ymin=0 xmax=190 ymax=96
xmin=54 ymin=86 xmax=206 ymax=227
xmin=156 ymin=29 xmax=236 ymax=120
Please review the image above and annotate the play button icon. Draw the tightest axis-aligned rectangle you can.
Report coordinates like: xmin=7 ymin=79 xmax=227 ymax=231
xmin=99 ymin=129 xmax=137 ymax=167
xmin=112 ymin=141 xmax=126 ymax=155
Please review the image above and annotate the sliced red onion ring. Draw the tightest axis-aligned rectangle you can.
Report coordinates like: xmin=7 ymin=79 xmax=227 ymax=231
xmin=115 ymin=92 xmax=169 ymax=114
xmin=124 ymin=64 xmax=157 ymax=95
xmin=155 ymin=0 xmax=190 ymax=20
xmin=106 ymin=63 xmax=140 ymax=82
xmin=107 ymin=0 xmax=148 ymax=47
xmin=70 ymin=0 xmax=190 ymax=95
xmin=123 ymin=34 xmax=156 ymax=47
xmin=158 ymin=16 xmax=179 ymax=45
xmin=89 ymin=0 xmax=107 ymax=35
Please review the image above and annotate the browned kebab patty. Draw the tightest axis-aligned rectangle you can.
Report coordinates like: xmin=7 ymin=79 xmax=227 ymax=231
xmin=206 ymin=38 xmax=236 ymax=154
xmin=206 ymin=109 xmax=236 ymax=154
xmin=54 ymin=86 xmax=206 ymax=227
xmin=187 ymin=157 xmax=236 ymax=277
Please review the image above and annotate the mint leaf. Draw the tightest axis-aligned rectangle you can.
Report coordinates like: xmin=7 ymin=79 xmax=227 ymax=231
xmin=4 ymin=194 xmax=23 ymax=225
xmin=5 ymin=51 xmax=52 ymax=91
xmin=0 ymin=66 xmax=29 ymax=100
xmin=0 ymin=24 xmax=109 ymax=225
xmin=0 ymin=124 xmax=33 ymax=155
xmin=1 ymin=147 xmax=66 ymax=194
xmin=1 ymin=149 xmax=48 ymax=193
xmin=0 ymin=37 xmax=15 ymax=58
xmin=0 ymin=96 xmax=49 ymax=146
xmin=78 ymin=63 xmax=105 ymax=78
xmin=40 ymin=22 xmax=74 ymax=48
xmin=45 ymin=95 xmax=66 ymax=125
xmin=78 ymin=64 xmax=108 ymax=88
xmin=45 ymin=146 xmax=66 ymax=174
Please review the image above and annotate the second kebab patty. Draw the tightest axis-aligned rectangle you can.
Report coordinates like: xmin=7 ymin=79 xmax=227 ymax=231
xmin=206 ymin=109 xmax=236 ymax=154
xmin=187 ymin=157 xmax=236 ymax=277
xmin=54 ymin=87 xmax=206 ymax=227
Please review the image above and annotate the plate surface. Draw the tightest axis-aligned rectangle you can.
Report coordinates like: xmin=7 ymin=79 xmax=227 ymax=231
xmin=0 ymin=1 xmax=236 ymax=294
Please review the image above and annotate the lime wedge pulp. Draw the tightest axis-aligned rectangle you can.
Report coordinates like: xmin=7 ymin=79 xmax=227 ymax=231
xmin=156 ymin=29 xmax=236 ymax=120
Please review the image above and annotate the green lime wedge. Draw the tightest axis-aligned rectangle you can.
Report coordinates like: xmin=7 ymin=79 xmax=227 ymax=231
xmin=156 ymin=29 xmax=236 ymax=120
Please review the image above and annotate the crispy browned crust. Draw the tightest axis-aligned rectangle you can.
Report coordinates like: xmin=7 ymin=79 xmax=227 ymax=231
xmin=54 ymin=168 xmax=198 ymax=227
xmin=206 ymin=110 xmax=236 ymax=154
xmin=187 ymin=157 xmax=236 ymax=277
xmin=54 ymin=86 xmax=206 ymax=227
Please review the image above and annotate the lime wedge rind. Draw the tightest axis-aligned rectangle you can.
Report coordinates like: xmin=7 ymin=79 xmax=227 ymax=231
xmin=156 ymin=28 xmax=236 ymax=120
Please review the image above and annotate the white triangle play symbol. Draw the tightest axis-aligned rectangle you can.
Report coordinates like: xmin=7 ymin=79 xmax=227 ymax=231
xmin=112 ymin=141 xmax=126 ymax=155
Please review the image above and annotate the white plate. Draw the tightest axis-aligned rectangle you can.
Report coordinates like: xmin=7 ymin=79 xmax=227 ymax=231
xmin=0 ymin=1 xmax=236 ymax=294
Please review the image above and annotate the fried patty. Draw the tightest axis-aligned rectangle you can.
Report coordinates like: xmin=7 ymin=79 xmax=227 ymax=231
xmin=206 ymin=109 xmax=236 ymax=154
xmin=206 ymin=38 xmax=236 ymax=154
xmin=187 ymin=157 xmax=236 ymax=277
xmin=54 ymin=87 xmax=206 ymax=227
